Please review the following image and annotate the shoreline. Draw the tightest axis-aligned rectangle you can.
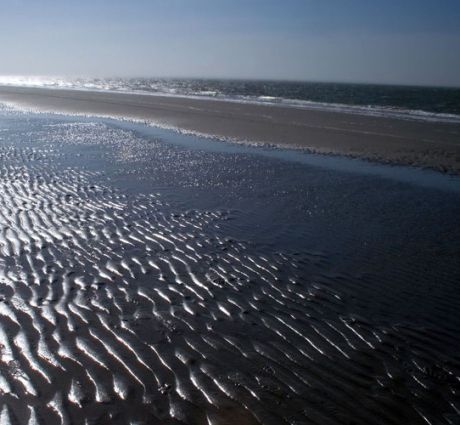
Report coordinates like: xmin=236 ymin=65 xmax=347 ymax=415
xmin=1 ymin=82 xmax=459 ymax=124
xmin=1 ymin=85 xmax=459 ymax=173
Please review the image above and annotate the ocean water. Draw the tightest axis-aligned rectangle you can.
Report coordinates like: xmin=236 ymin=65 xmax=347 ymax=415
xmin=0 ymin=106 xmax=459 ymax=424
xmin=1 ymin=75 xmax=460 ymax=123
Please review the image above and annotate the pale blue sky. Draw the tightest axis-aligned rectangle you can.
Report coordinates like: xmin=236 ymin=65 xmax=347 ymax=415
xmin=1 ymin=0 xmax=459 ymax=86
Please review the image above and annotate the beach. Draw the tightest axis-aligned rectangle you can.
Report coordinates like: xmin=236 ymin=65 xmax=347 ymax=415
xmin=0 ymin=90 xmax=459 ymax=424
xmin=0 ymin=85 xmax=459 ymax=173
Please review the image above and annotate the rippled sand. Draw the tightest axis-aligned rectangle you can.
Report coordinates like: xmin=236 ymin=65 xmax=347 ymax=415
xmin=0 ymin=109 xmax=459 ymax=424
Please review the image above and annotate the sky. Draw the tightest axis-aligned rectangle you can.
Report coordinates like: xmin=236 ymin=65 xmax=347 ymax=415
xmin=1 ymin=0 xmax=460 ymax=86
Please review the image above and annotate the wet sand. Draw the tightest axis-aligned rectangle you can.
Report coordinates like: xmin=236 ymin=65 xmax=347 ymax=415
xmin=0 ymin=85 xmax=459 ymax=173
xmin=0 ymin=107 xmax=459 ymax=424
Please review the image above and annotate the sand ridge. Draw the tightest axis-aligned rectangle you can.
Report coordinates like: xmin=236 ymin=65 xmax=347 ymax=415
xmin=0 ymin=85 xmax=459 ymax=173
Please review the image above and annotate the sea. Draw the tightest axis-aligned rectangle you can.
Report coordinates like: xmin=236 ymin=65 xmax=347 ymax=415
xmin=0 ymin=75 xmax=460 ymax=123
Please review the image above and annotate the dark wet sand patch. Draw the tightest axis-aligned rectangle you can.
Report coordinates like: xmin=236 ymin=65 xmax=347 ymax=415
xmin=0 ymin=111 xmax=459 ymax=424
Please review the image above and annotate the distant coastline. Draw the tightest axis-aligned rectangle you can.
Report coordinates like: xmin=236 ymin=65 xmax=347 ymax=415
xmin=0 ymin=76 xmax=459 ymax=124
xmin=1 ymin=84 xmax=459 ymax=174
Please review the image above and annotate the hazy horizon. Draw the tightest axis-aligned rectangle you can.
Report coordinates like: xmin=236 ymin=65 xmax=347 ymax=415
xmin=1 ymin=0 xmax=460 ymax=87
xmin=2 ymin=74 xmax=460 ymax=90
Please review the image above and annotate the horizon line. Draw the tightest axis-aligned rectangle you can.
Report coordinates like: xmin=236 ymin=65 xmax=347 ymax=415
xmin=0 ymin=74 xmax=459 ymax=90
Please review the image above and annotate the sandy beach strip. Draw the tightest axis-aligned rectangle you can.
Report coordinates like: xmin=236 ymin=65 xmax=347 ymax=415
xmin=0 ymin=85 xmax=459 ymax=173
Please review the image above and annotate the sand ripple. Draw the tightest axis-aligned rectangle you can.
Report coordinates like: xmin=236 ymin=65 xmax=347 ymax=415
xmin=0 ymin=115 xmax=459 ymax=424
